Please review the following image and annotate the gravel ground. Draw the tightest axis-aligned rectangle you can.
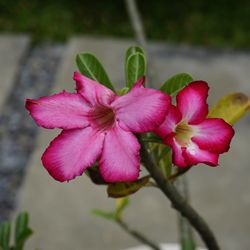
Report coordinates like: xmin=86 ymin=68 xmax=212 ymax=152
xmin=0 ymin=43 xmax=65 ymax=222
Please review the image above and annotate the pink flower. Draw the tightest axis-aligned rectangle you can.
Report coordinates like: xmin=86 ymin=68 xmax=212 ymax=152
xmin=26 ymin=72 xmax=170 ymax=182
xmin=155 ymin=81 xmax=234 ymax=167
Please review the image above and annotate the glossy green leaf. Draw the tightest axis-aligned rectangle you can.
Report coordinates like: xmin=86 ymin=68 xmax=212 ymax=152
xmin=125 ymin=46 xmax=145 ymax=63
xmin=76 ymin=53 xmax=115 ymax=91
xmin=107 ymin=176 xmax=150 ymax=198
xmin=125 ymin=52 xmax=146 ymax=88
xmin=91 ymin=209 xmax=115 ymax=221
xmin=0 ymin=222 xmax=11 ymax=250
xmin=115 ymin=198 xmax=129 ymax=219
xmin=208 ymin=92 xmax=250 ymax=125
xmin=160 ymin=73 xmax=193 ymax=96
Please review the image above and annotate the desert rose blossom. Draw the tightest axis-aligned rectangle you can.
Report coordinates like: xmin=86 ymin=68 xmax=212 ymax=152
xmin=155 ymin=81 xmax=234 ymax=167
xmin=26 ymin=72 xmax=170 ymax=182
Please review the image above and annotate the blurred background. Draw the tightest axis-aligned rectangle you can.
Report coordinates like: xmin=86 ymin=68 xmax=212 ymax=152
xmin=0 ymin=0 xmax=250 ymax=250
xmin=1 ymin=0 xmax=250 ymax=47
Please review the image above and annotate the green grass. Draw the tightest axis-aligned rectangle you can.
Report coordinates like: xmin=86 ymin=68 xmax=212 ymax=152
xmin=0 ymin=0 xmax=250 ymax=48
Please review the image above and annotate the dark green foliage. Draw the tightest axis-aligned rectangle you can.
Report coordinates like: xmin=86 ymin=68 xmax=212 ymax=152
xmin=0 ymin=0 xmax=249 ymax=48
xmin=76 ymin=53 xmax=115 ymax=91
xmin=125 ymin=46 xmax=146 ymax=88
xmin=0 ymin=212 xmax=33 ymax=250
xmin=160 ymin=73 xmax=193 ymax=96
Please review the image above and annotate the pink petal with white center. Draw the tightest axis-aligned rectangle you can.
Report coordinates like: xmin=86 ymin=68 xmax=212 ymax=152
xmin=183 ymin=141 xmax=219 ymax=167
xmin=42 ymin=127 xmax=105 ymax=182
xmin=155 ymin=104 xmax=182 ymax=139
xmin=112 ymin=77 xmax=171 ymax=133
xmin=176 ymin=81 xmax=209 ymax=124
xmin=26 ymin=92 xmax=90 ymax=129
xmin=74 ymin=71 xmax=115 ymax=106
xmin=164 ymin=133 xmax=187 ymax=167
xmin=191 ymin=118 xmax=234 ymax=154
xmin=99 ymin=124 xmax=140 ymax=182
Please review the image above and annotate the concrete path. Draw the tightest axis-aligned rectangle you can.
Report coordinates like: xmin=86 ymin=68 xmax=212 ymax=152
xmin=16 ymin=37 xmax=250 ymax=250
xmin=0 ymin=34 xmax=30 ymax=109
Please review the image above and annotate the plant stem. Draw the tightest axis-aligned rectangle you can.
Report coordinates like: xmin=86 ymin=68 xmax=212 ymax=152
xmin=125 ymin=0 xmax=147 ymax=51
xmin=140 ymin=141 xmax=220 ymax=250
xmin=176 ymin=177 xmax=196 ymax=250
xmin=116 ymin=219 xmax=161 ymax=250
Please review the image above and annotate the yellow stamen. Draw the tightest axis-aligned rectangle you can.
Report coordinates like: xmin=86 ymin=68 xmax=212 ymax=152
xmin=175 ymin=121 xmax=193 ymax=146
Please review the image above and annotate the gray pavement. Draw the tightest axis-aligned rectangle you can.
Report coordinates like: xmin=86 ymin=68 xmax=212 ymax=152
xmin=0 ymin=34 xmax=30 ymax=109
xmin=13 ymin=37 xmax=250 ymax=250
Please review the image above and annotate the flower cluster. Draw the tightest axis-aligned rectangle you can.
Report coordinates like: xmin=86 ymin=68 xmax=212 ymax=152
xmin=26 ymin=72 xmax=234 ymax=183
xmin=155 ymin=81 xmax=234 ymax=167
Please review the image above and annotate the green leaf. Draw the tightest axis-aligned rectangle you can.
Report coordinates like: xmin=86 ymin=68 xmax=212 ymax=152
xmin=15 ymin=212 xmax=28 ymax=243
xmin=141 ymin=133 xmax=163 ymax=144
xmin=115 ymin=198 xmax=129 ymax=219
xmin=86 ymin=166 xmax=108 ymax=185
xmin=91 ymin=209 xmax=116 ymax=221
xmin=14 ymin=229 xmax=33 ymax=250
xmin=160 ymin=73 xmax=193 ymax=96
xmin=76 ymin=53 xmax=115 ymax=91
xmin=0 ymin=222 xmax=11 ymax=250
xmin=125 ymin=52 xmax=146 ymax=88
xmin=208 ymin=92 xmax=250 ymax=125
xmin=125 ymin=46 xmax=145 ymax=63
xmin=15 ymin=212 xmax=33 ymax=250
xmin=107 ymin=176 xmax=150 ymax=198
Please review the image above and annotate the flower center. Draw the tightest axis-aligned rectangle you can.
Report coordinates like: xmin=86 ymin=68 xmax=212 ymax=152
xmin=89 ymin=105 xmax=115 ymax=132
xmin=175 ymin=121 xmax=193 ymax=146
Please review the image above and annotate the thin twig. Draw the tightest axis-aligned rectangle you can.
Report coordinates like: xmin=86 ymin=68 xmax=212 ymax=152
xmin=116 ymin=219 xmax=161 ymax=250
xmin=125 ymin=0 xmax=155 ymax=87
xmin=140 ymin=140 xmax=220 ymax=250
xmin=176 ymin=177 xmax=196 ymax=249
xmin=125 ymin=0 xmax=147 ymax=49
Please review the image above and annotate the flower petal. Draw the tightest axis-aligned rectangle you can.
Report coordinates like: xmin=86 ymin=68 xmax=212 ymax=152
xmin=74 ymin=71 xmax=115 ymax=106
xmin=99 ymin=124 xmax=140 ymax=182
xmin=176 ymin=81 xmax=209 ymax=124
xmin=26 ymin=92 xmax=90 ymax=129
xmin=42 ymin=127 xmax=105 ymax=182
xmin=155 ymin=104 xmax=182 ymax=138
xmin=183 ymin=141 xmax=219 ymax=167
xmin=164 ymin=133 xmax=187 ymax=167
xmin=112 ymin=77 xmax=171 ymax=133
xmin=191 ymin=118 xmax=234 ymax=153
